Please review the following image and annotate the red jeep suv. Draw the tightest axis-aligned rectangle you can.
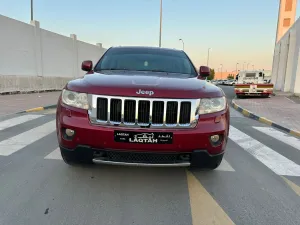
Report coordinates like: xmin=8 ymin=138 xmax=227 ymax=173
xmin=56 ymin=46 xmax=230 ymax=169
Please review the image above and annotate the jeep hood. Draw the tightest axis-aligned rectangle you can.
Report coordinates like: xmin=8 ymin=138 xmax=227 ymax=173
xmin=66 ymin=72 xmax=223 ymax=99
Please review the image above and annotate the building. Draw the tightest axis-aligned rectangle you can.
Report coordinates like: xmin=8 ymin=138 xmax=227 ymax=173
xmin=271 ymin=0 xmax=300 ymax=95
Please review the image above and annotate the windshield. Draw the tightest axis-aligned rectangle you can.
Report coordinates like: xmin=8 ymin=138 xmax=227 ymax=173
xmin=94 ymin=47 xmax=198 ymax=76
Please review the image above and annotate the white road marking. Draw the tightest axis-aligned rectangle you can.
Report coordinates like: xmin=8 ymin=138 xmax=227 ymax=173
xmin=44 ymin=147 xmax=62 ymax=160
xmin=216 ymin=159 xmax=235 ymax=171
xmin=253 ymin=126 xmax=300 ymax=151
xmin=0 ymin=120 xmax=56 ymax=156
xmin=285 ymin=97 xmax=295 ymax=103
xmin=229 ymin=125 xmax=300 ymax=176
xmin=0 ymin=114 xmax=44 ymax=130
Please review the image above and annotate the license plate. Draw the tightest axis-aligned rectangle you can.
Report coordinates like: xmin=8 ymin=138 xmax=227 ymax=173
xmin=114 ymin=131 xmax=173 ymax=144
xmin=250 ymin=85 xmax=257 ymax=93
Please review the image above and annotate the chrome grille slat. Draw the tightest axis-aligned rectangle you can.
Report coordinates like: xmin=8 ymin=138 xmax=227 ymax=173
xmin=89 ymin=95 xmax=199 ymax=129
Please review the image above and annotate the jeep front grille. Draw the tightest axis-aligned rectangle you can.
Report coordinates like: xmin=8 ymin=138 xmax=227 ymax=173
xmin=88 ymin=95 xmax=200 ymax=129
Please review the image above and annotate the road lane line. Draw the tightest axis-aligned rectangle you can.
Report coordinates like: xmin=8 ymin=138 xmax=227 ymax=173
xmin=229 ymin=126 xmax=300 ymax=176
xmin=0 ymin=114 xmax=44 ymax=130
xmin=186 ymin=170 xmax=235 ymax=225
xmin=281 ymin=176 xmax=300 ymax=197
xmin=0 ymin=120 xmax=56 ymax=156
xmin=44 ymin=147 xmax=61 ymax=160
xmin=253 ymin=126 xmax=300 ymax=151
xmin=215 ymin=159 xmax=235 ymax=171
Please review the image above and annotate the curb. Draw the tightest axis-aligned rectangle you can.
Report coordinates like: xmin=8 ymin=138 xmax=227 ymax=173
xmin=231 ymin=100 xmax=300 ymax=138
xmin=16 ymin=104 xmax=57 ymax=114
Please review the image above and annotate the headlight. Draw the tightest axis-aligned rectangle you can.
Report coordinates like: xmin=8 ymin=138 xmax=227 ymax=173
xmin=62 ymin=89 xmax=89 ymax=109
xmin=198 ymin=96 xmax=226 ymax=114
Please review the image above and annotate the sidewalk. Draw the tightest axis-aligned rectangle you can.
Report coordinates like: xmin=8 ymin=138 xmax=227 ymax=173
xmin=233 ymin=95 xmax=300 ymax=132
xmin=0 ymin=91 xmax=61 ymax=116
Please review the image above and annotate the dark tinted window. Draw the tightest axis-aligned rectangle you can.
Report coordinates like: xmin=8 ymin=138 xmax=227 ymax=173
xmin=94 ymin=48 xmax=197 ymax=76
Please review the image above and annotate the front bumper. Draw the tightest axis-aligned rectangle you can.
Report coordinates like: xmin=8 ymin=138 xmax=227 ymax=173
xmin=60 ymin=145 xmax=224 ymax=168
xmin=56 ymin=99 xmax=230 ymax=164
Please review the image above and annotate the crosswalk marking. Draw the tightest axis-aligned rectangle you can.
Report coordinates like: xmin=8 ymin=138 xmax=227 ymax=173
xmin=0 ymin=120 xmax=56 ymax=156
xmin=253 ymin=126 xmax=300 ymax=151
xmin=216 ymin=159 xmax=235 ymax=171
xmin=229 ymin=125 xmax=300 ymax=176
xmin=0 ymin=114 xmax=44 ymax=130
xmin=1 ymin=113 xmax=299 ymax=176
xmin=45 ymin=147 xmax=61 ymax=160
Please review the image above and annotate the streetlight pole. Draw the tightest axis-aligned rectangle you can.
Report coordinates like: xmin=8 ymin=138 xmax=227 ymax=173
xmin=207 ymin=48 xmax=211 ymax=66
xmin=247 ymin=63 xmax=250 ymax=70
xmin=159 ymin=0 xmax=162 ymax=47
xmin=31 ymin=0 xmax=33 ymax=21
xmin=236 ymin=63 xmax=239 ymax=73
xmin=220 ymin=64 xmax=223 ymax=79
xmin=179 ymin=39 xmax=184 ymax=50
xmin=252 ymin=65 xmax=254 ymax=70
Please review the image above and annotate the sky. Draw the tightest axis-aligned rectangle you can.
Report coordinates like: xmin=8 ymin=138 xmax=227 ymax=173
xmin=1 ymin=0 xmax=299 ymax=72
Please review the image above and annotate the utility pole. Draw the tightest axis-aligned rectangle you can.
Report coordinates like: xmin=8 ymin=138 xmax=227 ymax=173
xmin=207 ymin=48 xmax=211 ymax=66
xmin=220 ymin=64 xmax=223 ymax=79
xmin=31 ymin=0 xmax=33 ymax=21
xmin=179 ymin=39 xmax=184 ymax=50
xmin=159 ymin=0 xmax=162 ymax=47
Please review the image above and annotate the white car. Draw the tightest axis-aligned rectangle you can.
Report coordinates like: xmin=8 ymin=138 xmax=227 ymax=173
xmin=226 ymin=79 xmax=236 ymax=85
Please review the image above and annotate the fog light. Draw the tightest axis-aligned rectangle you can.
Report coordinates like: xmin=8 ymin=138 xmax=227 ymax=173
xmin=210 ymin=135 xmax=220 ymax=143
xmin=65 ymin=129 xmax=75 ymax=137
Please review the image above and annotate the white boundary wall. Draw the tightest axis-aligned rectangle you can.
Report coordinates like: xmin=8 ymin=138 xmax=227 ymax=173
xmin=0 ymin=15 xmax=107 ymax=93
xmin=271 ymin=16 xmax=300 ymax=95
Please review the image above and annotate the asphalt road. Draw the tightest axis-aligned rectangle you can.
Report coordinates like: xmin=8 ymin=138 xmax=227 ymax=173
xmin=0 ymin=86 xmax=300 ymax=225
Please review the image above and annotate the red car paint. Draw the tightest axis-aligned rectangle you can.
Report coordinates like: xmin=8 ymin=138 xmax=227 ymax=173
xmin=57 ymin=101 xmax=229 ymax=155
xmin=56 ymin=46 xmax=230 ymax=168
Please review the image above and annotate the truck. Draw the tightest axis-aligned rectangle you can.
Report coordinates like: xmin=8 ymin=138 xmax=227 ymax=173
xmin=234 ymin=70 xmax=274 ymax=98
xmin=56 ymin=46 xmax=230 ymax=170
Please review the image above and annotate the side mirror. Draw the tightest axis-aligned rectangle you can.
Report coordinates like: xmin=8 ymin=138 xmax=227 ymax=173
xmin=81 ymin=60 xmax=93 ymax=72
xmin=198 ymin=66 xmax=210 ymax=78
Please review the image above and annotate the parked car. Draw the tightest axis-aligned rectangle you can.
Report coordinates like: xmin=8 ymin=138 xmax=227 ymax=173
xmin=220 ymin=80 xmax=227 ymax=85
xmin=226 ymin=79 xmax=236 ymax=85
xmin=56 ymin=46 xmax=230 ymax=170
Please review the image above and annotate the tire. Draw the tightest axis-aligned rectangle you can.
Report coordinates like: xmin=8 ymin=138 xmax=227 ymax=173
xmin=206 ymin=154 xmax=223 ymax=170
xmin=190 ymin=152 xmax=224 ymax=170
xmin=60 ymin=147 xmax=93 ymax=166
